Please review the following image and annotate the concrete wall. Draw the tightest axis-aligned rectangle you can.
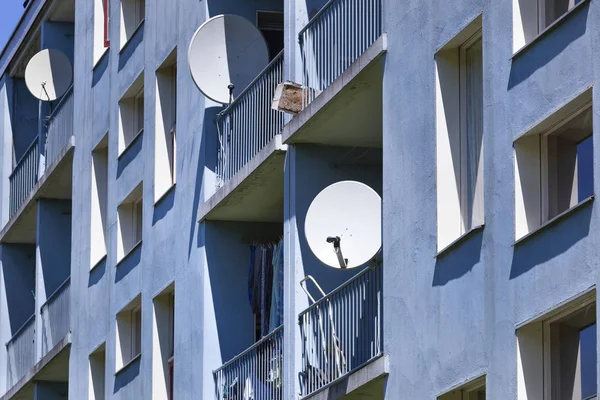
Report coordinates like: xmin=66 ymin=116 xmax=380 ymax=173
xmin=69 ymin=0 xmax=284 ymax=399
xmin=382 ymin=0 xmax=600 ymax=399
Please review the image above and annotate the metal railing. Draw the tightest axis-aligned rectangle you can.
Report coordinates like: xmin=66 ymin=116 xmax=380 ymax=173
xmin=45 ymin=86 xmax=74 ymax=167
xmin=298 ymin=262 xmax=383 ymax=396
xmin=6 ymin=314 xmax=35 ymax=388
xmin=214 ymin=326 xmax=284 ymax=400
xmin=216 ymin=51 xmax=284 ymax=187
xmin=299 ymin=0 xmax=383 ymax=107
xmin=40 ymin=277 xmax=70 ymax=355
xmin=9 ymin=138 xmax=39 ymax=217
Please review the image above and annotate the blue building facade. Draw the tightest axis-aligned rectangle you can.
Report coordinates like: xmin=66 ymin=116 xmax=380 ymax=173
xmin=0 ymin=0 xmax=596 ymax=399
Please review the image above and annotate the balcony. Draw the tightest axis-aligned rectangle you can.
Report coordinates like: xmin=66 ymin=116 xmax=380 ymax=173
xmin=283 ymin=0 xmax=385 ymax=147
xmin=199 ymin=52 xmax=286 ymax=223
xmin=2 ymin=87 xmax=74 ymax=244
xmin=40 ymin=277 xmax=70 ymax=356
xmin=299 ymin=263 xmax=386 ymax=398
xmin=213 ymin=326 xmax=283 ymax=400
xmin=6 ymin=315 xmax=35 ymax=388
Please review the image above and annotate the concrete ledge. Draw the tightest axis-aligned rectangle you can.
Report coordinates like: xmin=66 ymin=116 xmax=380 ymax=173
xmin=0 ymin=333 xmax=71 ymax=400
xmin=198 ymin=135 xmax=287 ymax=222
xmin=282 ymin=34 xmax=387 ymax=147
xmin=0 ymin=137 xmax=75 ymax=244
xmin=303 ymin=355 xmax=389 ymax=400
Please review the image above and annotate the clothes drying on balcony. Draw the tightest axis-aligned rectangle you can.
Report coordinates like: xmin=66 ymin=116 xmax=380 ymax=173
xmin=248 ymin=238 xmax=284 ymax=339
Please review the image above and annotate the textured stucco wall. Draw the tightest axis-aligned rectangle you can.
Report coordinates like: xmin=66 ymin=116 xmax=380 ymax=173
xmin=382 ymin=0 xmax=600 ymax=398
xmin=69 ymin=0 xmax=284 ymax=399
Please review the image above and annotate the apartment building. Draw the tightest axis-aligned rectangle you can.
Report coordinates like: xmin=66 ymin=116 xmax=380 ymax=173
xmin=0 ymin=0 xmax=596 ymax=399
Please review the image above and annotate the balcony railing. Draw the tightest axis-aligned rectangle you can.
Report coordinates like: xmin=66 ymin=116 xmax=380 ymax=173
xmin=213 ymin=326 xmax=283 ymax=400
xmin=216 ymin=51 xmax=284 ymax=187
xmin=6 ymin=314 xmax=35 ymax=388
xmin=45 ymin=86 xmax=74 ymax=167
xmin=299 ymin=0 xmax=383 ymax=107
xmin=299 ymin=262 xmax=383 ymax=397
xmin=9 ymin=138 xmax=39 ymax=217
xmin=40 ymin=277 xmax=70 ymax=355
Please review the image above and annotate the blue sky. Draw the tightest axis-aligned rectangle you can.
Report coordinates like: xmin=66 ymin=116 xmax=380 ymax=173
xmin=0 ymin=1 xmax=26 ymax=53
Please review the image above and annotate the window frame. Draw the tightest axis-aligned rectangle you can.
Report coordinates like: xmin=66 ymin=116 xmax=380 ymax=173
xmin=130 ymin=304 xmax=142 ymax=360
xmin=103 ymin=0 xmax=110 ymax=47
xmin=132 ymin=194 xmax=143 ymax=245
xmin=539 ymin=102 xmax=593 ymax=224
xmin=457 ymin=31 xmax=484 ymax=234
xmin=541 ymin=296 xmax=596 ymax=399
xmin=134 ymin=88 xmax=144 ymax=137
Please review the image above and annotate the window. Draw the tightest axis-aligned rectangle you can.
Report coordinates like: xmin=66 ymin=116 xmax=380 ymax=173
xmin=89 ymin=344 xmax=106 ymax=400
xmin=118 ymin=73 xmax=144 ymax=155
xmin=117 ymin=183 xmax=143 ymax=261
xmin=120 ymin=0 xmax=145 ymax=48
xmin=153 ymin=287 xmax=174 ymax=400
xmin=439 ymin=377 xmax=486 ymax=400
xmin=155 ymin=50 xmax=177 ymax=202
xmin=94 ymin=0 xmax=110 ymax=64
xmin=514 ymin=92 xmax=593 ymax=240
xmin=517 ymin=291 xmax=596 ymax=399
xmin=435 ymin=21 xmax=484 ymax=251
xmin=257 ymin=11 xmax=284 ymax=60
xmin=513 ymin=0 xmax=585 ymax=51
xmin=116 ymin=296 xmax=142 ymax=370
xmin=90 ymin=136 xmax=108 ymax=268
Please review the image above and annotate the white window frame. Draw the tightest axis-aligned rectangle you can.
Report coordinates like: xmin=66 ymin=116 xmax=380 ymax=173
xmin=538 ymin=0 xmax=581 ymax=31
xmin=460 ymin=378 xmax=486 ymax=400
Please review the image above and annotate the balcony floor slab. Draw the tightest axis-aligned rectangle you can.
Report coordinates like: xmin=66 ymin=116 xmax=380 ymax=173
xmin=303 ymin=355 xmax=389 ymax=400
xmin=0 ymin=334 xmax=71 ymax=400
xmin=199 ymin=135 xmax=286 ymax=223
xmin=282 ymin=34 xmax=387 ymax=148
xmin=0 ymin=137 xmax=74 ymax=244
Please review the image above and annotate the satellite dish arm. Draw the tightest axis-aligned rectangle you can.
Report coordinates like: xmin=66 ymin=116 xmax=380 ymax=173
xmin=326 ymin=236 xmax=348 ymax=269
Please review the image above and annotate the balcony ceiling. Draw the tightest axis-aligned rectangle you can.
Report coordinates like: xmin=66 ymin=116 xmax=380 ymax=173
xmin=283 ymin=36 xmax=386 ymax=149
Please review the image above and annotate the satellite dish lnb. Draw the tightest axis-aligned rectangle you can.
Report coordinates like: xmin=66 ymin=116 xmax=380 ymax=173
xmin=24 ymin=49 xmax=72 ymax=102
xmin=305 ymin=181 xmax=382 ymax=270
xmin=188 ymin=14 xmax=269 ymax=104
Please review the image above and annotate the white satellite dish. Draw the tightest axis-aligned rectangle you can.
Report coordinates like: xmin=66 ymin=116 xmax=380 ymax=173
xmin=305 ymin=181 xmax=382 ymax=270
xmin=24 ymin=49 xmax=72 ymax=102
xmin=188 ymin=14 xmax=269 ymax=104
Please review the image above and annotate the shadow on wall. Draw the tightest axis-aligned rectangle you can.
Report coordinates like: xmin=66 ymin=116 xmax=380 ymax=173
xmin=3 ymin=244 xmax=36 ymax=334
xmin=510 ymin=201 xmax=592 ymax=279
xmin=39 ymin=200 xmax=72 ymax=297
xmin=153 ymin=185 xmax=176 ymax=225
xmin=113 ymin=355 xmax=141 ymax=393
xmin=432 ymin=229 xmax=483 ymax=287
xmin=206 ymin=0 xmax=284 ymax=21
xmin=508 ymin=3 xmax=589 ymax=89
xmin=115 ymin=243 xmax=142 ymax=283
xmin=205 ymin=221 xmax=282 ymax=363
xmin=88 ymin=256 xmax=107 ymax=287
xmin=116 ymin=132 xmax=144 ymax=179
xmin=92 ymin=50 xmax=109 ymax=88
xmin=188 ymin=105 xmax=219 ymax=258
xmin=118 ymin=22 xmax=145 ymax=72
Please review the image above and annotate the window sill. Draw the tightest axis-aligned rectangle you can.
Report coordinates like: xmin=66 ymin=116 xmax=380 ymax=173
xmin=514 ymin=195 xmax=595 ymax=246
xmin=154 ymin=183 xmax=176 ymax=206
xmin=116 ymin=240 xmax=143 ymax=268
xmin=436 ymin=224 xmax=485 ymax=258
xmin=90 ymin=253 xmax=107 ymax=273
xmin=115 ymin=353 xmax=142 ymax=376
xmin=118 ymin=129 xmax=144 ymax=160
xmin=93 ymin=47 xmax=109 ymax=70
xmin=512 ymin=0 xmax=590 ymax=60
xmin=119 ymin=19 xmax=145 ymax=54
